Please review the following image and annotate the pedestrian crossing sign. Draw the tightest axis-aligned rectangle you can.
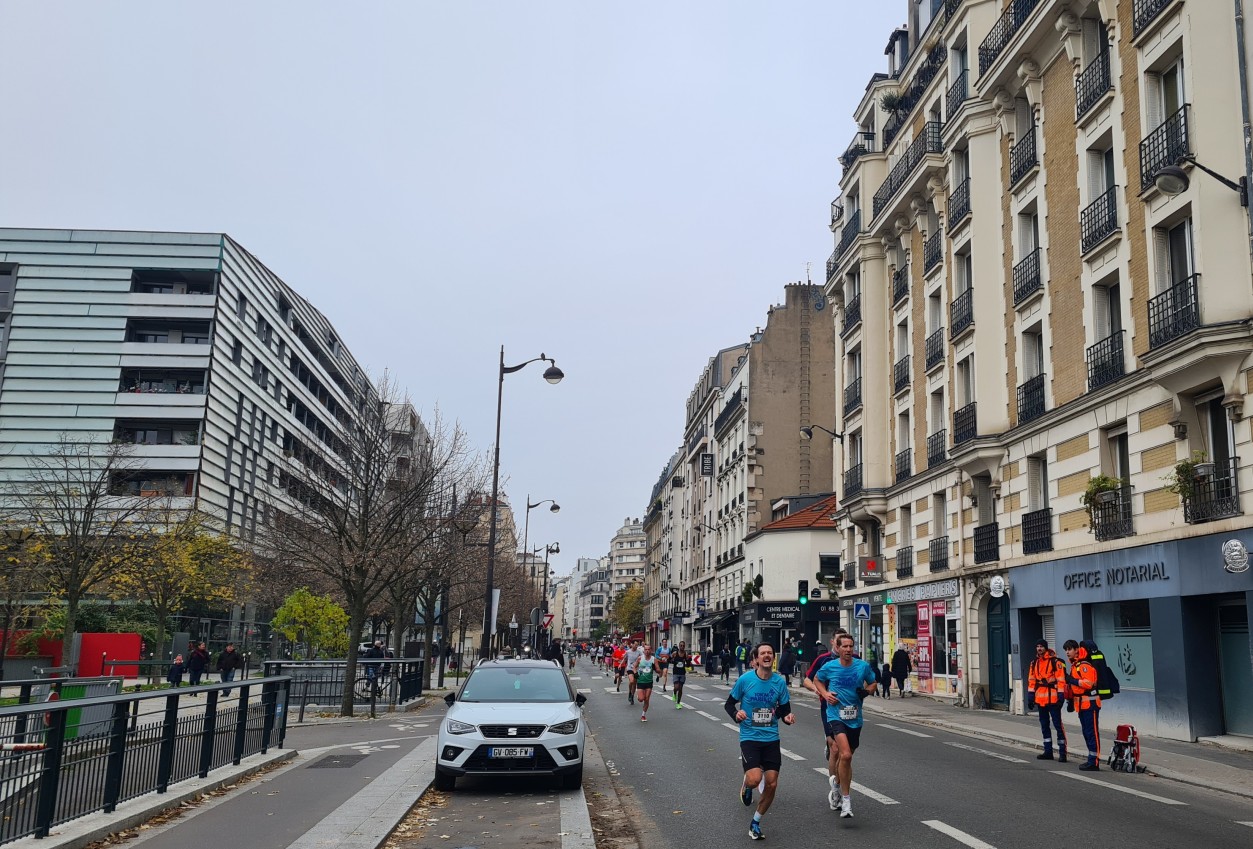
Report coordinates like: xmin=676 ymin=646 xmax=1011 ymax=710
xmin=854 ymin=602 xmax=871 ymax=620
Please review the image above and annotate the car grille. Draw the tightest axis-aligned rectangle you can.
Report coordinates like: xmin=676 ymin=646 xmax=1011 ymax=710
xmin=479 ymin=724 xmax=546 ymax=738
xmin=464 ymin=745 xmax=558 ymax=772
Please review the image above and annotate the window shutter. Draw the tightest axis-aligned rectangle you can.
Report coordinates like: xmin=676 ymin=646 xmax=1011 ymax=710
xmin=1027 ymin=457 xmax=1042 ymax=511
xmin=1144 ymin=73 xmax=1164 ymax=132
xmin=1093 ymin=286 xmax=1111 ymax=339
xmin=1087 ymin=150 xmax=1105 ymax=203
xmin=1082 ymin=19 xmax=1100 ymax=64
xmin=1153 ymin=227 xmax=1171 ymax=294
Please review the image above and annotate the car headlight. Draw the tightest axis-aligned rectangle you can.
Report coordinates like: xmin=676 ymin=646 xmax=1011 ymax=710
xmin=549 ymin=719 xmax=579 ymax=735
xmin=446 ymin=719 xmax=477 ymax=735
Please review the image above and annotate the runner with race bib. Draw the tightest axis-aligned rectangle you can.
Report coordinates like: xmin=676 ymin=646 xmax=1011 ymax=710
xmin=813 ymin=633 xmax=877 ymax=819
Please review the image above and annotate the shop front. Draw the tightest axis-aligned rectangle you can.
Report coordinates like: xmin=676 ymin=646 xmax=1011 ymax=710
xmin=1008 ymin=530 xmax=1253 ymax=741
xmin=739 ymin=601 xmax=805 ymax=651
xmin=848 ymin=578 xmax=961 ymax=697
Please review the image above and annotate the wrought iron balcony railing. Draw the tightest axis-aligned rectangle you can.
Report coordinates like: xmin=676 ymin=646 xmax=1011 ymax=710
xmin=842 ymin=293 xmax=862 ymax=336
xmin=893 ymin=264 xmax=910 ymax=306
xmin=826 ymin=249 xmax=839 ymax=284
xmin=973 ymin=522 xmax=1000 ymax=564
xmin=929 ymin=536 xmax=950 ymax=572
xmin=838 ymin=209 xmax=862 ymax=258
xmin=950 ymin=288 xmax=973 ymax=339
xmin=954 ymin=401 xmax=977 ymax=445
xmin=830 ymin=200 xmax=843 ymax=228
xmin=924 ymin=228 xmax=944 ymax=273
xmin=1017 ymin=373 xmax=1046 ymax=424
xmin=925 ymin=327 xmax=946 ymax=371
xmin=844 ymin=462 xmax=864 ymax=500
xmin=1076 ymin=49 xmax=1112 ymax=119
xmin=895 ymin=448 xmax=913 ymax=483
xmin=1148 ymin=273 xmax=1200 ymax=349
xmin=1134 ymin=0 xmax=1174 ymax=36
xmin=1140 ymin=104 xmax=1191 ymax=191
xmin=873 ymin=122 xmax=945 ymax=218
xmin=894 ymin=355 xmax=911 ymax=394
xmin=949 ymin=175 xmax=971 ymax=227
xmin=1021 ymin=507 xmax=1053 ymax=554
xmin=1010 ymin=126 xmax=1038 ymax=185
xmin=1091 ymin=484 xmax=1135 ymax=541
xmin=1087 ymin=330 xmax=1125 ymax=391
xmin=946 ymin=69 xmax=969 ymax=121
xmin=840 ymin=133 xmax=877 ymax=169
xmin=927 ymin=430 xmax=947 ymax=465
xmin=1081 ymin=185 xmax=1119 ymax=253
xmin=979 ymin=0 xmax=1040 ymax=75
xmin=1183 ymin=456 xmax=1242 ymax=524
xmin=844 ymin=376 xmax=863 ymax=416
xmin=1012 ymin=247 xmax=1042 ymax=305
xmin=896 ymin=545 xmax=914 ymax=579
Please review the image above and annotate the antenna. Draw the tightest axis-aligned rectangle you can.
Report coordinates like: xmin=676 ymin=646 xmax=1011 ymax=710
xmin=805 ymin=262 xmax=812 ymax=285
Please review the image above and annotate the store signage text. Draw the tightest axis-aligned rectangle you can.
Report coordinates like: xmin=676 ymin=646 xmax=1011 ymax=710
xmin=1062 ymin=562 xmax=1170 ymax=591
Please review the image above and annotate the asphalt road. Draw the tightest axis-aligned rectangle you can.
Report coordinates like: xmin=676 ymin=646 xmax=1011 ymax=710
xmin=579 ymin=664 xmax=1253 ymax=849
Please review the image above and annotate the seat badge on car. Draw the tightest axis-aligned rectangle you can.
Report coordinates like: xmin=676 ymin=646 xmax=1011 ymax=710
xmin=508 ymin=727 xmax=517 ymax=736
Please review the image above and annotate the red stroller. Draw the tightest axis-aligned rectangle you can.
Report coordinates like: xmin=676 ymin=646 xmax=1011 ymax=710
xmin=1107 ymin=724 xmax=1141 ymax=773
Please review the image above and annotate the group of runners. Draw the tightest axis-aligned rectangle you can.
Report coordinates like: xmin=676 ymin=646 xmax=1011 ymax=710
xmin=593 ymin=638 xmax=693 ymax=720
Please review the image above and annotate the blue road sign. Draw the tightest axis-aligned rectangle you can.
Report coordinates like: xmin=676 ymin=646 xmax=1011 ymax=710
xmin=853 ymin=602 xmax=872 ymax=621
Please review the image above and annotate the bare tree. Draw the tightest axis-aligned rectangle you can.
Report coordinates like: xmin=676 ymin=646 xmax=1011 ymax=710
xmin=0 ymin=533 xmax=45 ymax=681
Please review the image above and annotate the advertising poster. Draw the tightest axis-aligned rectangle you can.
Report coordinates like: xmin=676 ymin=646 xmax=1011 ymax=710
xmin=916 ymin=601 xmax=932 ymax=681
xmin=885 ymin=604 xmax=896 ymax=661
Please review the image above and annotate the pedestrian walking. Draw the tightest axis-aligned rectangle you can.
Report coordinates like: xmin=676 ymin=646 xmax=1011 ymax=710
xmin=735 ymin=639 xmax=749 ymax=675
xmin=813 ymin=633 xmax=877 ymax=818
xmin=778 ymin=640 xmax=796 ymax=687
xmin=890 ymin=646 xmax=911 ymax=697
xmin=216 ymin=642 xmax=243 ymax=695
xmin=719 ymin=645 xmax=733 ymax=684
xmin=1028 ymin=639 xmax=1068 ymax=762
xmin=187 ymin=641 xmax=210 ymax=689
xmin=879 ymin=661 xmax=892 ymax=698
xmin=725 ymin=643 xmax=795 ymax=841
xmin=166 ymin=654 xmax=186 ymax=688
xmin=1063 ymin=639 xmax=1102 ymax=770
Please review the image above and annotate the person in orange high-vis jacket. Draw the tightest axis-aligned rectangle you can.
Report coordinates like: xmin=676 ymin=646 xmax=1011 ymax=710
xmin=1027 ymin=639 xmax=1067 ymax=762
xmin=1063 ymin=639 xmax=1101 ymax=771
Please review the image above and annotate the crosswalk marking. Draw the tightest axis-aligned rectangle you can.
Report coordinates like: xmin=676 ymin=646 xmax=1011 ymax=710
xmin=577 ymin=688 xmax=591 ymax=693
xmin=808 ymin=769 xmax=898 ymax=804
xmin=779 ymin=747 xmax=805 ymax=761
xmin=879 ymin=722 xmax=932 ymax=738
xmin=1236 ymin=821 xmax=1253 ymax=828
xmin=922 ymin=819 xmax=998 ymax=848
xmin=945 ymin=741 xmax=1027 ymax=763
xmin=1052 ymin=771 xmax=1187 ymax=805
xmin=695 ymin=711 xmax=720 ymax=721
xmin=603 ymin=687 xmax=618 ymax=694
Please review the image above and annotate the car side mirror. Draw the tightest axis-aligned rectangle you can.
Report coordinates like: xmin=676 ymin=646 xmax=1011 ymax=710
xmin=575 ymin=693 xmax=587 ymax=708
xmin=443 ymin=692 xmax=456 ymax=707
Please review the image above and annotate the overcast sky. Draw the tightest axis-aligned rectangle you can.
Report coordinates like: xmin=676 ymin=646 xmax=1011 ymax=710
xmin=1 ymin=2 xmax=902 ymax=577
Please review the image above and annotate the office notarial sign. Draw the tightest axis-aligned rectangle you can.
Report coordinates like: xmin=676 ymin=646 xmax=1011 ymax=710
xmin=1062 ymin=562 xmax=1170 ymax=591
xmin=700 ymin=453 xmax=715 ymax=476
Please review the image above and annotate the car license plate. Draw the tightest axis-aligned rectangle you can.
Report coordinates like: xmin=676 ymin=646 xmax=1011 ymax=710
xmin=488 ymin=746 xmax=534 ymax=759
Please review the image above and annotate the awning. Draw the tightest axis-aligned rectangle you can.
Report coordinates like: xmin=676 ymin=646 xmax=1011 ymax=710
xmin=694 ymin=610 xmax=736 ymax=630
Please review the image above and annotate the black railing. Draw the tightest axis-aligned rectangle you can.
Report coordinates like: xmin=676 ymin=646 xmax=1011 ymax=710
xmin=844 ymin=376 xmax=864 ymax=415
xmin=844 ymin=568 xmax=857 ymax=591
xmin=1092 ymin=485 xmax=1135 ymax=541
xmin=946 ymin=69 xmax=970 ymax=121
xmin=873 ymin=122 xmax=945 ymax=218
xmin=929 ymin=536 xmax=950 ymax=571
xmin=893 ymin=264 xmax=910 ymax=305
xmin=1022 ymin=508 xmax=1053 ymax=554
xmin=1184 ymin=456 xmax=1242 ymax=523
xmin=1081 ymin=185 xmax=1119 ymax=253
xmin=838 ymin=209 xmax=862 ymax=258
xmin=950 ymin=175 xmax=971 ymax=226
xmin=826 ymin=249 xmax=839 ymax=284
xmin=895 ymin=448 xmax=913 ymax=483
xmin=979 ymin=0 xmax=1041 ymax=75
xmin=954 ymin=401 xmax=977 ymax=444
xmin=1010 ymin=126 xmax=1038 ymax=185
xmin=925 ymin=328 xmax=946 ymax=370
xmin=896 ymin=545 xmax=915 ymax=579
xmin=844 ymin=462 xmax=864 ymax=500
xmin=1087 ymin=331 xmax=1125 ymax=391
xmin=1148 ymin=274 xmax=1200 ymax=348
xmin=842 ymin=293 xmax=863 ymax=336
xmin=950 ymin=288 xmax=974 ymax=339
xmin=840 ymin=133 xmax=876 ymax=169
xmin=714 ymin=387 xmax=744 ymax=436
xmin=1134 ymin=0 xmax=1174 ymax=36
xmin=928 ymin=430 xmax=948 ymax=465
xmin=924 ymin=228 xmax=944 ymax=273
xmin=1076 ymin=49 xmax=1112 ymax=119
xmin=1012 ymin=247 xmax=1042 ymax=305
xmin=831 ymin=200 xmax=843 ymax=228
xmin=1017 ymin=373 xmax=1046 ymax=424
xmin=1140 ymin=104 xmax=1191 ymax=191
xmin=894 ymin=355 xmax=911 ymax=393
xmin=883 ymin=47 xmax=948 ymax=146
xmin=974 ymin=522 xmax=1000 ymax=563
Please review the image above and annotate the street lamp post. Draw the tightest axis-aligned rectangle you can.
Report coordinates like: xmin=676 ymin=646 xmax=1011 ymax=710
xmin=521 ymin=496 xmax=560 ymax=621
xmin=480 ymin=347 xmax=564 ymax=661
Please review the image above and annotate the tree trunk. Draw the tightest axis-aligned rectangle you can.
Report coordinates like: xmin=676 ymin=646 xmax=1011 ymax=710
xmin=341 ymin=602 xmax=365 ymax=716
xmin=61 ymin=588 xmax=81 ymax=672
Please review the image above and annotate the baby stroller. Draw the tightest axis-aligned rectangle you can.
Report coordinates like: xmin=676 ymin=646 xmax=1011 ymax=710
xmin=1107 ymin=724 xmax=1141 ymax=773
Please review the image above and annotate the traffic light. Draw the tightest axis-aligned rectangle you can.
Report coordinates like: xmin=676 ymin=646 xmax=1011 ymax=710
xmin=798 ymin=579 xmax=809 ymax=605
xmin=796 ymin=643 xmax=803 ymax=658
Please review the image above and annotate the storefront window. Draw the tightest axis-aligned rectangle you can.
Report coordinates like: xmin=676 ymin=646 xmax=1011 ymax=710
xmin=932 ymin=612 xmax=949 ymax=676
xmin=899 ymin=604 xmax=918 ymax=639
xmin=1092 ymin=600 xmax=1153 ymax=691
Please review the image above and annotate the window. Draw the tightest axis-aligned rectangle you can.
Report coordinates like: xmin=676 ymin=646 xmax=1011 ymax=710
xmin=1153 ymin=217 xmax=1194 ymax=292
xmin=1092 ymin=600 xmax=1153 ymax=690
xmin=236 ymin=293 xmax=248 ymax=320
xmin=1103 ymin=425 xmax=1131 ymax=481
xmin=898 ymin=604 xmax=918 ymax=640
xmin=955 ymin=249 xmax=973 ymax=295
xmin=932 ymin=491 xmax=947 ymax=534
xmin=1094 ymin=279 xmax=1123 ymax=341
xmin=1146 ymin=55 xmax=1185 ymax=132
xmin=1082 ymin=17 xmax=1109 ymax=64
xmin=1196 ymin=391 xmax=1236 ymax=468
xmin=956 ymin=357 xmax=974 ymax=407
xmin=232 ymin=340 xmax=243 ymax=366
xmin=1087 ymin=145 xmax=1116 ymax=201
xmin=847 ymin=349 xmax=862 ymax=382
xmin=1022 ymin=326 xmax=1044 ymax=379
xmin=1027 ymin=454 xmax=1049 ymax=511
xmin=183 ymin=328 xmax=211 ymax=345
xmin=897 ymin=411 xmax=911 ymax=446
xmin=1019 ymin=210 xmax=1040 ymax=256
xmin=928 ymin=291 xmax=943 ymax=334
xmin=929 ymin=389 xmax=945 ymax=434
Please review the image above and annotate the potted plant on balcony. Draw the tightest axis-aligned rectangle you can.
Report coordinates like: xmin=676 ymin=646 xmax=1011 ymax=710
xmin=1165 ymin=450 xmax=1210 ymax=502
xmin=1081 ymin=474 xmax=1124 ymax=529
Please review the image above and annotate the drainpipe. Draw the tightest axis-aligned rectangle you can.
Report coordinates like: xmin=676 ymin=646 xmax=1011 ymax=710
xmin=1236 ymin=0 xmax=1253 ymax=271
xmin=955 ymin=471 xmax=968 ymax=708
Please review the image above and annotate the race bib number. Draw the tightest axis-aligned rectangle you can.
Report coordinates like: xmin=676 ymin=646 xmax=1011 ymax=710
xmin=752 ymin=707 xmax=774 ymax=726
xmin=839 ymin=705 xmax=858 ymax=722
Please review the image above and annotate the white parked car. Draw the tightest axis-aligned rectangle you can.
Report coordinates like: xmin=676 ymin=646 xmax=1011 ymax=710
xmin=436 ymin=659 xmax=587 ymax=790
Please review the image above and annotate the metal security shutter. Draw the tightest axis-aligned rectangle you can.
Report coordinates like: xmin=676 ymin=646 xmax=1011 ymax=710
xmin=1041 ymin=611 xmax=1055 ymax=648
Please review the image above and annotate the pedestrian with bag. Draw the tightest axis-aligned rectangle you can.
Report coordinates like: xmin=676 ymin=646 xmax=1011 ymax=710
xmin=890 ymin=646 xmax=911 ymax=697
xmin=187 ymin=641 xmax=210 ymax=689
xmin=1028 ymin=639 xmax=1068 ymax=762
xmin=1063 ymin=639 xmax=1101 ymax=770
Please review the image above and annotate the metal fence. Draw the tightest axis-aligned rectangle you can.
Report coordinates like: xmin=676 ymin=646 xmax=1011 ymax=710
xmin=260 ymin=659 xmax=425 ymax=722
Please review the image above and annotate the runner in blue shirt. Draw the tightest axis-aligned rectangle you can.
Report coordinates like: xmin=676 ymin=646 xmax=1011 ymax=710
xmin=655 ymin=639 xmax=671 ymax=692
xmin=724 ymin=643 xmax=795 ymax=841
xmin=813 ymin=634 xmax=877 ymax=819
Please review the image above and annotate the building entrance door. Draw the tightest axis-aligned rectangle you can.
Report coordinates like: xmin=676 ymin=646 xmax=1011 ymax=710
xmin=987 ymin=596 xmax=1010 ymax=708
xmin=1219 ymin=601 xmax=1253 ymax=736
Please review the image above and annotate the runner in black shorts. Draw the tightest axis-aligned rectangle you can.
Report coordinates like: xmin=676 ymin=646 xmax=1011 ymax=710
xmin=670 ymin=641 xmax=691 ymax=709
xmin=725 ymin=643 xmax=795 ymax=841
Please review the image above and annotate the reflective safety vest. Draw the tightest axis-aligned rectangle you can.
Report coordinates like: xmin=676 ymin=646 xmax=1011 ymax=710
xmin=1028 ymin=651 xmax=1066 ymax=707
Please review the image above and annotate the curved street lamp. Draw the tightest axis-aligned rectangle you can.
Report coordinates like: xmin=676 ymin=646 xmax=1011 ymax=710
xmin=480 ymin=348 xmax=564 ymax=660
xmin=800 ymin=424 xmax=844 ymax=442
xmin=1154 ymin=156 xmax=1248 ymax=206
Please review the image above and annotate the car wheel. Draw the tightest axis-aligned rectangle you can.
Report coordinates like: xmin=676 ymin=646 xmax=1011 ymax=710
xmin=433 ymin=768 xmax=456 ymax=792
xmin=560 ymin=764 xmax=583 ymax=790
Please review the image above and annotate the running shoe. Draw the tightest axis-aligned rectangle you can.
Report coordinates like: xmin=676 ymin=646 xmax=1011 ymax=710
xmin=749 ymin=820 xmax=764 ymax=840
xmin=740 ymin=782 xmax=753 ymax=807
xmin=641 ymin=713 xmax=647 ymax=722
xmin=828 ymin=775 xmax=838 ymax=811
xmin=840 ymin=797 xmax=853 ymax=818
xmin=675 ymin=702 xmax=682 ymax=710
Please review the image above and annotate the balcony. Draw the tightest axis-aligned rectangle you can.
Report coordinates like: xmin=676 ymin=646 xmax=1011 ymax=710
xmin=1017 ymin=373 xmax=1046 ymax=424
xmin=924 ymin=228 xmax=944 ymax=274
xmin=949 ymin=176 xmax=971 ymax=228
xmin=1010 ymin=127 xmax=1038 ymax=187
xmin=844 ymin=377 xmax=863 ymax=416
xmin=883 ymin=47 xmax=948 ymax=146
xmin=929 ymin=536 xmax=950 ymax=572
xmin=830 ymin=200 xmax=843 ymax=229
xmin=1080 ymin=186 xmax=1119 ymax=253
xmin=1134 ymin=0 xmax=1177 ymax=37
xmin=844 ymin=570 xmax=857 ymax=591
xmin=873 ymin=122 xmax=945 ymax=218
xmin=894 ymin=355 xmax=911 ymax=394
xmin=1148 ymin=274 xmax=1200 ymax=349
xmin=844 ymin=463 xmax=864 ymax=500
xmin=842 ymin=293 xmax=863 ymax=337
xmin=1091 ymin=484 xmax=1135 ymax=541
xmin=1021 ymin=508 xmax=1053 ymax=554
xmin=1075 ymin=49 xmax=1112 ymax=119
xmin=925 ymin=328 xmax=946 ymax=371
xmin=840 ymin=133 xmax=877 ymax=170
xmin=946 ymin=70 xmax=969 ymax=121
xmin=979 ymin=0 xmax=1041 ymax=76
xmin=950 ymin=288 xmax=973 ymax=339
xmin=837 ymin=209 xmax=862 ymax=259
xmin=954 ymin=402 xmax=977 ymax=445
xmin=927 ymin=430 xmax=948 ymax=465
xmin=895 ymin=448 xmax=912 ymax=484
xmin=1183 ymin=456 xmax=1242 ymax=524
xmin=1140 ymin=105 xmax=1191 ymax=192
xmin=1012 ymin=247 xmax=1042 ymax=306
xmin=1086 ymin=330 xmax=1126 ymax=391
xmin=896 ymin=545 xmax=914 ymax=579
xmin=893 ymin=265 xmax=910 ymax=306
xmin=973 ymin=522 xmax=1000 ymax=564
xmin=826 ymin=249 xmax=840 ymax=284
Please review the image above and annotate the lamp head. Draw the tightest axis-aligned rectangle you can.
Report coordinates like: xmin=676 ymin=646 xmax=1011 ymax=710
xmin=799 ymin=426 xmax=814 ymax=440
xmin=543 ymin=364 xmax=564 ymax=384
xmin=549 ymin=502 xmax=561 ymax=513
xmin=550 ymin=542 xmax=560 ymax=555
xmin=1154 ymin=163 xmax=1190 ymax=196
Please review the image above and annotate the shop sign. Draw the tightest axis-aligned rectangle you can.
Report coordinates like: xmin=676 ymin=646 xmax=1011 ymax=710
xmin=839 ymin=591 xmax=889 ymax=610
xmin=1223 ymin=539 xmax=1250 ymax=573
xmin=886 ymin=578 xmax=958 ymax=603
xmin=1061 ymin=562 xmax=1170 ymax=591
xmin=916 ymin=601 xmax=932 ymax=679
xmin=745 ymin=602 xmax=803 ymax=623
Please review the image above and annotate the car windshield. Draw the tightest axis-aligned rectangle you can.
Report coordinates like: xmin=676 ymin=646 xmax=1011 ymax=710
xmin=459 ymin=666 xmax=571 ymax=703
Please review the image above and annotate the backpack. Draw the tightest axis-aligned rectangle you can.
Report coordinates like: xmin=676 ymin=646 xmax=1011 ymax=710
xmin=1080 ymin=639 xmax=1120 ymax=699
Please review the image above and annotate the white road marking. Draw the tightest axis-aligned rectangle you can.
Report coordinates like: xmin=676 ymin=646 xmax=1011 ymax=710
xmin=779 ymin=747 xmax=805 ymax=761
xmin=945 ymin=741 xmax=1027 ymax=763
xmin=577 ymin=688 xmax=592 ymax=693
xmin=808 ymin=769 xmax=898 ymax=804
xmin=1237 ymin=821 xmax=1253 ymax=828
xmin=922 ymin=819 xmax=998 ymax=848
xmin=795 ymin=702 xmax=819 ymax=710
xmin=1053 ymin=771 xmax=1187 ymax=805
xmin=722 ymin=722 xmax=741 ymax=733
xmin=603 ymin=687 xmax=618 ymax=693
xmin=696 ymin=711 xmax=720 ymax=721
xmin=879 ymin=723 xmax=932 ymax=738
